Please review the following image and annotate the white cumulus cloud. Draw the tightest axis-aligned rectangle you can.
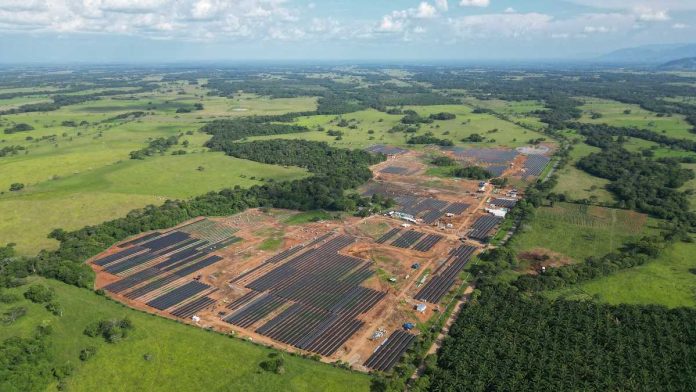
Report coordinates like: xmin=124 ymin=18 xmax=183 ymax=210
xmin=459 ymin=0 xmax=490 ymax=7
xmin=634 ymin=6 xmax=670 ymax=21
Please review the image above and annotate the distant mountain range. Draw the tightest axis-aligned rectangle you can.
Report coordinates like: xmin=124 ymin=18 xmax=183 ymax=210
xmin=658 ymin=57 xmax=696 ymax=71
xmin=597 ymin=43 xmax=696 ymax=64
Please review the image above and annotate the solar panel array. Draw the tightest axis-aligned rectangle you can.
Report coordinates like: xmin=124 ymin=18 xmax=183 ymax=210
xmin=94 ymin=219 xmax=242 ymax=318
xmin=376 ymin=228 xmax=401 ymax=244
xmin=221 ymin=235 xmax=387 ymax=356
xmin=391 ymin=230 xmax=425 ymax=248
xmin=490 ymin=198 xmax=517 ymax=208
xmin=146 ymin=281 xmax=212 ymax=310
xmin=523 ymin=154 xmax=551 ymax=179
xmin=469 ymin=215 xmax=504 ymax=241
xmin=393 ymin=196 xmax=470 ymax=224
xmin=170 ymin=295 xmax=217 ymax=319
xmin=487 ymin=165 xmax=508 ymax=177
xmin=364 ymin=330 xmax=417 ymax=372
xmin=412 ymin=234 xmax=444 ymax=252
xmin=415 ymin=245 xmax=477 ymax=303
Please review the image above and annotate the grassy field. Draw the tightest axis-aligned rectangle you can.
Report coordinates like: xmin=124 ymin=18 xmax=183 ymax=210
xmin=512 ymin=202 xmax=649 ymax=263
xmin=247 ymin=105 xmax=549 ymax=150
xmin=546 ymin=241 xmax=696 ymax=308
xmin=552 ymin=140 xmax=615 ymax=203
xmin=578 ymin=97 xmax=696 ymax=140
xmin=0 ymin=151 xmax=307 ymax=254
xmin=0 ymin=277 xmax=371 ymax=391
xmin=462 ymin=97 xmax=547 ymax=131
xmin=0 ymin=85 xmax=315 ymax=255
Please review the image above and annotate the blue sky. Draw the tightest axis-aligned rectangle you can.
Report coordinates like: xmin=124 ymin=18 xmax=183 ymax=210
xmin=0 ymin=0 xmax=694 ymax=62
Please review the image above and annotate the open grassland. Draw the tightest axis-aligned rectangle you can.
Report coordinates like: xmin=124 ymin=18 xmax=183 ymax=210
xmin=0 ymin=85 xmax=315 ymax=255
xmin=462 ymin=97 xmax=547 ymax=130
xmin=512 ymin=202 xmax=648 ymax=263
xmin=619 ymin=136 xmax=696 ymax=159
xmin=0 ymin=277 xmax=370 ymax=391
xmin=552 ymin=139 xmax=615 ymax=203
xmin=247 ymin=105 xmax=549 ymax=150
xmin=546 ymin=241 xmax=696 ymax=308
xmin=578 ymin=97 xmax=695 ymax=140
xmin=0 ymin=152 xmax=307 ymax=255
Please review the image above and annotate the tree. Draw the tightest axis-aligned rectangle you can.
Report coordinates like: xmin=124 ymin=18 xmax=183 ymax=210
xmin=9 ymin=183 xmax=24 ymax=192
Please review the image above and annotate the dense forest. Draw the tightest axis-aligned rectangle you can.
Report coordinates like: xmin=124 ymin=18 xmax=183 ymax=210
xmin=428 ymin=286 xmax=696 ymax=392
xmin=577 ymin=147 xmax=696 ymax=223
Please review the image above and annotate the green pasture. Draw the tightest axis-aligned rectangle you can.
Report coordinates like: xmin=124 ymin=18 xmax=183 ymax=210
xmin=552 ymin=139 xmax=615 ymax=203
xmin=546 ymin=241 xmax=696 ymax=308
xmin=462 ymin=97 xmax=547 ymax=130
xmin=512 ymin=202 xmax=649 ymax=263
xmin=578 ymin=97 xmax=695 ymax=140
xmin=0 ymin=277 xmax=371 ymax=391
xmin=248 ymin=105 xmax=548 ymax=150
xmin=0 ymin=85 xmax=316 ymax=255
xmin=0 ymin=152 xmax=307 ymax=254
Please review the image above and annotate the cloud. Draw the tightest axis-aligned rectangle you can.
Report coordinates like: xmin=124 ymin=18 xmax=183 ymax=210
xmin=0 ymin=0 xmax=322 ymax=41
xmin=565 ymin=1 xmax=696 ymax=11
xmin=459 ymin=0 xmax=490 ymax=7
xmin=583 ymin=25 xmax=612 ymax=33
xmin=450 ymin=12 xmax=552 ymax=38
xmin=672 ymin=23 xmax=687 ymax=29
xmin=435 ymin=0 xmax=448 ymax=12
xmin=415 ymin=2 xmax=437 ymax=18
xmin=374 ymin=2 xmax=442 ymax=34
xmin=377 ymin=15 xmax=404 ymax=33
xmin=634 ymin=6 xmax=669 ymax=21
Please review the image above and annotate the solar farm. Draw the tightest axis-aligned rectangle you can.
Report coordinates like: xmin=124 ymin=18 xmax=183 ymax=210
xmin=443 ymin=146 xmax=553 ymax=180
xmin=88 ymin=147 xmax=521 ymax=372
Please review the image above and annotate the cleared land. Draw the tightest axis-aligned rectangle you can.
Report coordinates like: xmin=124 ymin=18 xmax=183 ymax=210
xmin=87 ymin=151 xmax=515 ymax=371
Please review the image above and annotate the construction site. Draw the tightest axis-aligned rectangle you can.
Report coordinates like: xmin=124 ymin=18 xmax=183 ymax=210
xmin=87 ymin=146 xmax=548 ymax=372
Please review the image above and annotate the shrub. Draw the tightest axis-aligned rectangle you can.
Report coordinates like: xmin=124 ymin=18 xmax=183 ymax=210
xmin=9 ymin=183 xmax=24 ymax=192
xmin=84 ymin=317 xmax=134 ymax=343
xmin=24 ymin=284 xmax=55 ymax=303
xmin=79 ymin=346 xmax=97 ymax=361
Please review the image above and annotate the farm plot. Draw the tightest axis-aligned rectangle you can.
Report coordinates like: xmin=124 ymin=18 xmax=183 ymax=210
xmin=513 ymin=202 xmax=649 ymax=263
